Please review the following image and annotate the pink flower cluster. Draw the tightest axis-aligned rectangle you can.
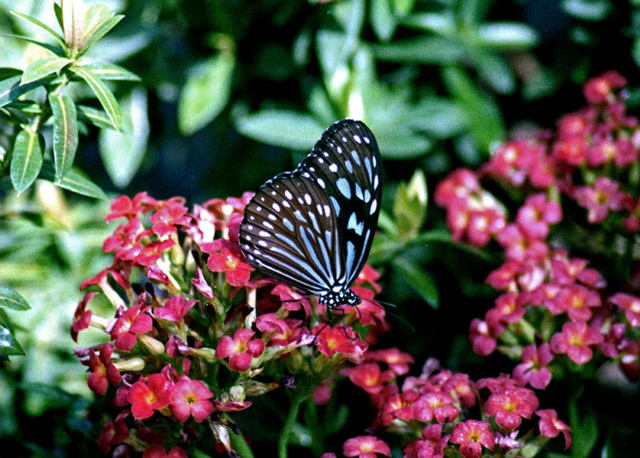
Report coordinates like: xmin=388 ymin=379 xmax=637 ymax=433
xmin=72 ymin=192 xmax=388 ymax=456
xmin=436 ymin=71 xmax=640 ymax=386
xmin=327 ymin=357 xmax=571 ymax=457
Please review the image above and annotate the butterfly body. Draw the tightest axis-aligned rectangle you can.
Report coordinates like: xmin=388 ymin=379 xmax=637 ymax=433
xmin=239 ymin=119 xmax=381 ymax=309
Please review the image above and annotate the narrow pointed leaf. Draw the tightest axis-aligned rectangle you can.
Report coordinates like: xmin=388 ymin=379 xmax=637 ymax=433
xmin=0 ymin=68 xmax=23 ymax=80
xmin=79 ymin=15 xmax=124 ymax=55
xmin=235 ymin=111 xmax=324 ymax=150
xmin=10 ymin=129 xmax=44 ymax=193
xmin=39 ymin=160 xmax=107 ymax=199
xmin=76 ymin=104 xmax=117 ymax=130
xmin=71 ymin=66 xmax=121 ymax=130
xmin=0 ymin=74 xmax=58 ymax=107
xmin=0 ymin=33 xmax=64 ymax=56
xmin=0 ymin=324 xmax=25 ymax=357
xmin=21 ymin=56 xmax=71 ymax=85
xmin=178 ymin=53 xmax=235 ymax=135
xmin=0 ymin=287 xmax=31 ymax=311
xmin=49 ymin=94 xmax=78 ymax=180
xmin=100 ymin=87 xmax=149 ymax=187
xmin=81 ymin=62 xmax=140 ymax=81
xmin=10 ymin=11 xmax=68 ymax=52
xmin=84 ymin=4 xmax=113 ymax=37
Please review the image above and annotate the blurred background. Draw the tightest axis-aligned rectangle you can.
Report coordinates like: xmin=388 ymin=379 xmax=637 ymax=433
xmin=1 ymin=0 xmax=639 ymax=455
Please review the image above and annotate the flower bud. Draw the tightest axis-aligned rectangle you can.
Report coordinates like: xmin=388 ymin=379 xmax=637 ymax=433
xmin=113 ymin=357 xmax=146 ymax=372
xmin=138 ymin=334 xmax=166 ymax=355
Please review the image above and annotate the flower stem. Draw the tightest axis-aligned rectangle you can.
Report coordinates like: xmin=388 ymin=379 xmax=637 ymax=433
xmin=278 ymin=389 xmax=305 ymax=458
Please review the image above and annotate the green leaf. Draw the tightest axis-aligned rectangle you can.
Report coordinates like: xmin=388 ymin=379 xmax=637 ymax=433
xmin=476 ymin=22 xmax=539 ymax=50
xmin=79 ymin=15 xmax=124 ymax=56
xmin=39 ymin=161 xmax=107 ymax=199
xmin=76 ymin=104 xmax=117 ymax=130
xmin=49 ymin=94 xmax=78 ymax=180
xmin=442 ymin=66 xmax=505 ymax=153
xmin=370 ymin=0 xmax=397 ymax=42
xmin=178 ymin=52 xmax=235 ymax=135
xmin=563 ymin=0 xmax=611 ymax=21
xmin=393 ymin=0 xmax=416 ymax=16
xmin=393 ymin=170 xmax=428 ymax=239
xmin=80 ymin=62 xmax=141 ymax=81
xmin=375 ymin=129 xmax=432 ymax=159
xmin=392 ymin=257 xmax=439 ymax=309
xmin=10 ymin=129 xmax=44 ymax=193
xmin=0 ymin=100 xmax=42 ymax=125
xmin=235 ymin=111 xmax=325 ymax=150
xmin=0 ymin=33 xmax=65 ymax=56
xmin=408 ymin=97 xmax=467 ymax=138
xmin=71 ymin=66 xmax=121 ymax=130
xmin=568 ymin=392 xmax=599 ymax=457
xmin=402 ymin=12 xmax=455 ymax=34
xmin=0 ymin=324 xmax=25 ymax=357
xmin=473 ymin=52 xmax=516 ymax=95
xmin=99 ymin=87 xmax=149 ymax=188
xmin=373 ymin=36 xmax=466 ymax=64
xmin=0 ymin=67 xmax=23 ymax=80
xmin=0 ymin=74 xmax=57 ymax=108
xmin=10 ymin=11 xmax=68 ymax=53
xmin=84 ymin=4 xmax=113 ymax=37
xmin=21 ymin=56 xmax=71 ymax=85
xmin=0 ymin=287 xmax=31 ymax=311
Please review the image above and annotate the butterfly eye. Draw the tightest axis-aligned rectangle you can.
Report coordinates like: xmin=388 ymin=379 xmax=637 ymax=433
xmin=239 ymin=119 xmax=382 ymax=310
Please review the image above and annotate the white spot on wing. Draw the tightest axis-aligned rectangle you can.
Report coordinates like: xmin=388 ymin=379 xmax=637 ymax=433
xmin=336 ymin=178 xmax=351 ymax=198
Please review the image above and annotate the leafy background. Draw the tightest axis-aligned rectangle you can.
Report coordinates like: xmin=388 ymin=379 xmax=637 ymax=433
xmin=1 ymin=0 xmax=639 ymax=455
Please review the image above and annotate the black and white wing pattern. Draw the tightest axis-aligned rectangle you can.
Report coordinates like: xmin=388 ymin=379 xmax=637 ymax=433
xmin=239 ymin=119 xmax=382 ymax=309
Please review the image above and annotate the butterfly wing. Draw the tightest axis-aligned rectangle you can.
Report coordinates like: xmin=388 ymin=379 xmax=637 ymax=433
xmin=239 ymin=119 xmax=382 ymax=299
xmin=296 ymin=119 xmax=382 ymax=288
xmin=240 ymin=171 xmax=341 ymax=296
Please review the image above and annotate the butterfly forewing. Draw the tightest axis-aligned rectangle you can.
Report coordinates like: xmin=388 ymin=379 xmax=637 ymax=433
xmin=239 ymin=119 xmax=382 ymax=307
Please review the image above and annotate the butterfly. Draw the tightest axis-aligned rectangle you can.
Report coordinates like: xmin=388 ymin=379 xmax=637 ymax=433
xmin=239 ymin=119 xmax=382 ymax=312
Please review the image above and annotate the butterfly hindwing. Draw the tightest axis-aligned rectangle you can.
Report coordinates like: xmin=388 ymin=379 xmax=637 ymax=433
xmin=239 ymin=119 xmax=381 ymax=307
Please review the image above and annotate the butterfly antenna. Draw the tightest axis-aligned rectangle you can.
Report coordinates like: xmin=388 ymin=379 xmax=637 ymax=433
xmin=370 ymin=299 xmax=415 ymax=333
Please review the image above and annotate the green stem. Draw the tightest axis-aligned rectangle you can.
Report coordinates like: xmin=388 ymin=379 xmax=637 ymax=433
xmin=278 ymin=390 xmax=305 ymax=458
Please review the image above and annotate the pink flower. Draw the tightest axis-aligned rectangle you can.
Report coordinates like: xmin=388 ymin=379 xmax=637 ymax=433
xmin=583 ymin=70 xmax=626 ymax=104
xmin=170 ymin=376 xmax=214 ymax=422
xmin=143 ymin=444 xmax=188 ymax=458
xmin=203 ymin=239 xmax=254 ymax=286
xmin=515 ymin=193 xmax=562 ymax=240
xmin=313 ymin=325 xmax=368 ymax=360
xmin=126 ymin=373 xmax=172 ymax=420
xmin=573 ymin=177 xmax=627 ymax=224
xmin=343 ymin=363 xmax=395 ymax=394
xmin=469 ymin=318 xmax=499 ymax=357
xmin=550 ymin=321 xmax=603 ymax=365
xmin=512 ymin=343 xmax=554 ymax=389
xmin=364 ymin=347 xmax=415 ymax=376
xmin=343 ymin=435 xmax=391 ymax=458
xmin=106 ymin=192 xmax=160 ymax=222
xmin=98 ymin=411 xmax=129 ymax=455
xmin=149 ymin=201 xmax=190 ymax=238
xmin=537 ymin=409 xmax=572 ymax=450
xmin=485 ymin=388 xmax=537 ymax=430
xmin=215 ymin=329 xmax=265 ymax=372
xmin=450 ymin=420 xmax=494 ymax=458
xmin=155 ymin=295 xmax=198 ymax=322
xmin=71 ymin=291 xmax=96 ymax=342
xmin=110 ymin=303 xmax=153 ymax=352
xmin=87 ymin=344 xmax=121 ymax=396
xmin=610 ymin=293 xmax=640 ymax=327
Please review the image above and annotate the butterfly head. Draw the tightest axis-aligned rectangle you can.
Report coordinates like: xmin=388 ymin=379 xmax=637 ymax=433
xmin=318 ymin=289 xmax=361 ymax=309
